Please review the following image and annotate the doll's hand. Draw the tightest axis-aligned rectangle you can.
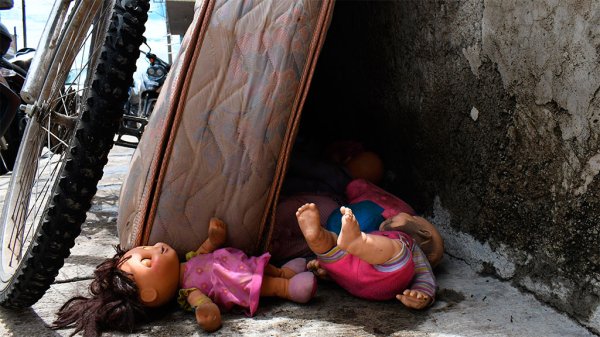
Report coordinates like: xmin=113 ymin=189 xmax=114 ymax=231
xmin=307 ymin=259 xmax=330 ymax=280
xmin=197 ymin=218 xmax=227 ymax=254
xmin=207 ymin=218 xmax=227 ymax=248
xmin=195 ymin=302 xmax=222 ymax=332
xmin=396 ymin=289 xmax=433 ymax=310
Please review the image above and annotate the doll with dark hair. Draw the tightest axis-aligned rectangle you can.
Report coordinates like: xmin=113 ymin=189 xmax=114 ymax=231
xmin=52 ymin=246 xmax=146 ymax=336
xmin=53 ymin=218 xmax=317 ymax=336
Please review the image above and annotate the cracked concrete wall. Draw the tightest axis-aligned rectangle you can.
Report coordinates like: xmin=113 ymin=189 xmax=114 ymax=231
xmin=301 ymin=0 xmax=600 ymax=332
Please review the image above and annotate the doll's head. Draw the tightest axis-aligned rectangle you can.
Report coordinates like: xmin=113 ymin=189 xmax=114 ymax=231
xmin=52 ymin=245 xmax=147 ymax=337
xmin=119 ymin=242 xmax=181 ymax=308
xmin=344 ymin=151 xmax=384 ymax=185
xmin=379 ymin=213 xmax=444 ymax=267
xmin=325 ymin=140 xmax=384 ymax=185
xmin=53 ymin=243 xmax=181 ymax=336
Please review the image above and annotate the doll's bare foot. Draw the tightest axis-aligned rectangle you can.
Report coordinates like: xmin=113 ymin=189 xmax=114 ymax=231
xmin=287 ymin=272 xmax=317 ymax=303
xmin=280 ymin=258 xmax=308 ymax=279
xmin=307 ymin=259 xmax=330 ymax=280
xmin=337 ymin=206 xmax=365 ymax=253
xmin=296 ymin=203 xmax=337 ymax=254
xmin=396 ymin=289 xmax=433 ymax=310
xmin=197 ymin=218 xmax=227 ymax=254
xmin=296 ymin=203 xmax=322 ymax=239
xmin=195 ymin=301 xmax=222 ymax=332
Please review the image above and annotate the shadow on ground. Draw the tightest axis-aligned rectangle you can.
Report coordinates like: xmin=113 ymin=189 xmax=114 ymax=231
xmin=0 ymin=307 xmax=62 ymax=337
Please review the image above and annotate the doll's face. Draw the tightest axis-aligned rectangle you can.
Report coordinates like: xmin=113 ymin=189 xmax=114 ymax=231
xmin=120 ymin=242 xmax=181 ymax=307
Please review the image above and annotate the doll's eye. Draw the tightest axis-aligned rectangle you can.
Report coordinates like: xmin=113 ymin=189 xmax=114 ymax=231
xmin=141 ymin=258 xmax=152 ymax=267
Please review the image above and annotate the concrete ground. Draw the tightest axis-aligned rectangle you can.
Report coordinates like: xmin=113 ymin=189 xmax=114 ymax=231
xmin=0 ymin=146 xmax=596 ymax=337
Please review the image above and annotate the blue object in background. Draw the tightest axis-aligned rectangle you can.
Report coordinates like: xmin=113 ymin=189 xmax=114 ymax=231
xmin=326 ymin=200 xmax=384 ymax=234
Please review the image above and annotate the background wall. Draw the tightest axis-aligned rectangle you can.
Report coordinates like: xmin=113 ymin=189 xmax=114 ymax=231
xmin=302 ymin=0 xmax=600 ymax=332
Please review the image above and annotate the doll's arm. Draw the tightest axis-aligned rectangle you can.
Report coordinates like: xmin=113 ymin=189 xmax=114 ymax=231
xmin=196 ymin=218 xmax=227 ymax=255
xmin=187 ymin=289 xmax=222 ymax=332
xmin=397 ymin=244 xmax=437 ymax=309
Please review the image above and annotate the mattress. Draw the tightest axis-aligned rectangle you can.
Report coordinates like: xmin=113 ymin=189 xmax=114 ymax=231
xmin=117 ymin=0 xmax=334 ymax=256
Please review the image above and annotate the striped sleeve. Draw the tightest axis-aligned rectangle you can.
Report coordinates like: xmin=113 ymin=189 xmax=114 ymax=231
xmin=409 ymin=243 xmax=437 ymax=298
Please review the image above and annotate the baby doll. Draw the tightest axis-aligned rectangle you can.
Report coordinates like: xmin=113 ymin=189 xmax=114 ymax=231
xmin=273 ymin=143 xmax=389 ymax=262
xmin=297 ymin=203 xmax=437 ymax=309
xmin=53 ymin=218 xmax=317 ymax=336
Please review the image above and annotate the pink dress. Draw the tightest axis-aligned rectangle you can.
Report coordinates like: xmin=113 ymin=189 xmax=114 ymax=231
xmin=179 ymin=248 xmax=270 ymax=316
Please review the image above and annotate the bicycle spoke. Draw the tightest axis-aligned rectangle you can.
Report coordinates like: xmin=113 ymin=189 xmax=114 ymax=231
xmin=3 ymin=110 xmax=69 ymax=266
xmin=46 ymin=113 xmax=51 ymax=154
xmin=54 ymin=2 xmax=110 ymax=102
xmin=0 ymin=154 xmax=7 ymax=172
xmin=23 ymin=157 xmax=62 ymax=245
xmin=6 ymin=128 xmax=43 ymax=266
xmin=40 ymin=126 xmax=69 ymax=149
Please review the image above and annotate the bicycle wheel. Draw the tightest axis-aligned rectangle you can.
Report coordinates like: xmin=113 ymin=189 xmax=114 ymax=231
xmin=0 ymin=0 xmax=149 ymax=308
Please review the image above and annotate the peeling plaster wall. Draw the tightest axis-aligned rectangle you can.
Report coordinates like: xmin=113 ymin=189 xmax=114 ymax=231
xmin=301 ymin=0 xmax=600 ymax=332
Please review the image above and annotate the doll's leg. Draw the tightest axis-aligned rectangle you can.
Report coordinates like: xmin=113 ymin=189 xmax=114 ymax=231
xmin=337 ymin=206 xmax=403 ymax=265
xmin=296 ymin=203 xmax=337 ymax=254
xmin=260 ymin=275 xmax=288 ymax=298
xmin=260 ymin=273 xmax=316 ymax=303
xmin=196 ymin=218 xmax=227 ymax=254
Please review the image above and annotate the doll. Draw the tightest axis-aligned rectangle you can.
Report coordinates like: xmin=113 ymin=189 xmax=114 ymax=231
xmin=273 ymin=143 xmax=389 ymax=262
xmin=53 ymin=218 xmax=317 ymax=336
xmin=329 ymin=178 xmax=444 ymax=268
xmin=273 ymin=177 xmax=444 ymax=269
xmin=297 ymin=203 xmax=437 ymax=309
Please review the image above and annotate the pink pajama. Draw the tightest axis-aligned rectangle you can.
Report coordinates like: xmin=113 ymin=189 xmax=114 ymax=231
xmin=318 ymin=231 xmax=415 ymax=300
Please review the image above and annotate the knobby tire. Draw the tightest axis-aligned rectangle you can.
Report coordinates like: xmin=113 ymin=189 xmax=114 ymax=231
xmin=0 ymin=0 xmax=149 ymax=308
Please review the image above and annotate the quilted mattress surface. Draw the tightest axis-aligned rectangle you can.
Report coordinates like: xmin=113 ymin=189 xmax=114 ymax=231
xmin=117 ymin=0 xmax=333 ymax=255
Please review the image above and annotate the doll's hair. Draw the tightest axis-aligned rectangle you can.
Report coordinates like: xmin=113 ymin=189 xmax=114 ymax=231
xmin=52 ymin=245 xmax=146 ymax=337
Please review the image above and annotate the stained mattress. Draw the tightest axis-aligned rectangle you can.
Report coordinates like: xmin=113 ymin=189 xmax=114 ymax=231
xmin=117 ymin=0 xmax=334 ymax=256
